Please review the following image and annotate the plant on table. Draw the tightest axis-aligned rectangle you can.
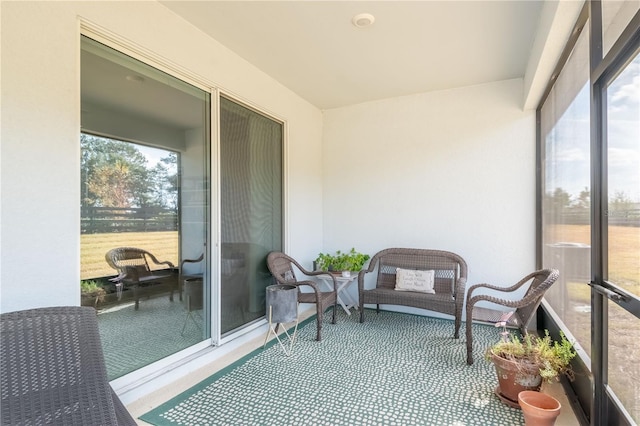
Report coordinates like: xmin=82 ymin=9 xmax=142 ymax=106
xmin=315 ymin=248 xmax=370 ymax=273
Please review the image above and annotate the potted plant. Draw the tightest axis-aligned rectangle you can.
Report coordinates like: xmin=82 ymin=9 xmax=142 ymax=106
xmin=80 ymin=280 xmax=106 ymax=308
xmin=314 ymin=248 xmax=370 ymax=276
xmin=487 ymin=318 xmax=576 ymax=408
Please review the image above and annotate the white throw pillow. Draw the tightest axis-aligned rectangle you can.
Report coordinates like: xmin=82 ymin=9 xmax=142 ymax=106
xmin=395 ymin=268 xmax=435 ymax=294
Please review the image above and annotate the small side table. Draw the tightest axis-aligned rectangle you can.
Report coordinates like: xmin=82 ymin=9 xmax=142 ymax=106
xmin=317 ymin=273 xmax=359 ymax=315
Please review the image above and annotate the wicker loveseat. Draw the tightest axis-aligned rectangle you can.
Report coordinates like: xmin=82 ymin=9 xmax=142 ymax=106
xmin=105 ymin=247 xmax=177 ymax=310
xmin=358 ymin=248 xmax=468 ymax=338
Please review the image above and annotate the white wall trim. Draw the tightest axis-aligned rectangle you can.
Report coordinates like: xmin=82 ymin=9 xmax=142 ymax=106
xmin=522 ymin=0 xmax=585 ymax=110
xmin=80 ymin=17 xmax=213 ymax=93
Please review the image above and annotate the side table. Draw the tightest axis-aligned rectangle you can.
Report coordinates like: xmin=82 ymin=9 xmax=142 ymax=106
xmin=317 ymin=273 xmax=359 ymax=315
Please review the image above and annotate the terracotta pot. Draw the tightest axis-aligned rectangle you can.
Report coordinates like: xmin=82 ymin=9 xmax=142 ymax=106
xmin=490 ymin=352 xmax=542 ymax=408
xmin=518 ymin=391 xmax=561 ymax=426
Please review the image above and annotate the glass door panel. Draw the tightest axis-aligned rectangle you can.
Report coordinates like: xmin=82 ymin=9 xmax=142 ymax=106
xmin=219 ymin=96 xmax=283 ymax=336
xmin=607 ymin=302 xmax=640 ymax=423
xmin=540 ymin=25 xmax=592 ymax=356
xmin=81 ymin=36 xmax=211 ymax=380
xmin=607 ymin=52 xmax=640 ymax=298
xmin=606 ymin=51 xmax=640 ymax=423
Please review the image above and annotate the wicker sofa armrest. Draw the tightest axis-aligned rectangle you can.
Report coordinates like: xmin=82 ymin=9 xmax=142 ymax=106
xmin=145 ymin=251 xmax=175 ymax=269
xmin=285 ymin=256 xmax=338 ymax=291
xmin=466 ymin=279 xmax=529 ymax=299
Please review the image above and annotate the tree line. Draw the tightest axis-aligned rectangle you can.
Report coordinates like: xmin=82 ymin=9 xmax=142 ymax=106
xmin=545 ymin=187 xmax=639 ymax=226
xmin=545 ymin=187 xmax=637 ymax=211
xmin=81 ymin=134 xmax=178 ymax=211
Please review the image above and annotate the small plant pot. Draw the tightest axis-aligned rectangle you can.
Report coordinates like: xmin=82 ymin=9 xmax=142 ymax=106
xmin=81 ymin=294 xmax=98 ymax=308
xmin=490 ymin=352 xmax=542 ymax=408
xmin=265 ymin=284 xmax=298 ymax=323
xmin=518 ymin=391 xmax=561 ymax=426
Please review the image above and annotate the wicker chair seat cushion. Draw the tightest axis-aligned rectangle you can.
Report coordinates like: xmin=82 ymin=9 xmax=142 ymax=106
xmin=298 ymin=290 xmax=336 ymax=305
xmin=471 ymin=306 xmax=522 ymax=327
xmin=362 ymin=287 xmax=456 ymax=313
xmin=124 ymin=271 xmax=173 ymax=284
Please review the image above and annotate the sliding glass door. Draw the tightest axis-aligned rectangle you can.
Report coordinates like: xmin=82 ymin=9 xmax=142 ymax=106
xmin=81 ymin=36 xmax=210 ymax=379
xmin=219 ymin=96 xmax=283 ymax=336
xmin=81 ymin=35 xmax=285 ymax=381
xmin=602 ymin=50 xmax=640 ymax=424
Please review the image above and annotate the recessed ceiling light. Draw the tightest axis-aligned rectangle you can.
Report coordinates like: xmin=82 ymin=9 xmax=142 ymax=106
xmin=352 ymin=13 xmax=375 ymax=28
xmin=126 ymin=75 xmax=144 ymax=83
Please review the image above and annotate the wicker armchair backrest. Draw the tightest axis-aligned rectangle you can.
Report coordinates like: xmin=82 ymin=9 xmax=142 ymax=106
xmin=106 ymin=247 xmax=151 ymax=275
xmin=266 ymin=252 xmax=298 ymax=284
xmin=515 ymin=269 xmax=559 ymax=326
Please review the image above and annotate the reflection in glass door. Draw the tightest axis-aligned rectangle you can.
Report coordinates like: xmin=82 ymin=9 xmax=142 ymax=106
xmin=219 ymin=96 xmax=283 ymax=336
xmin=540 ymin=22 xmax=592 ymax=356
xmin=80 ymin=36 xmax=210 ymax=380
xmin=605 ymin=51 xmax=640 ymax=423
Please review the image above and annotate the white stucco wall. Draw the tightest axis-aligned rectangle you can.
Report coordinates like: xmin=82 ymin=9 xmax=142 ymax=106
xmin=0 ymin=1 xmax=323 ymax=313
xmin=322 ymin=79 xmax=536 ymax=309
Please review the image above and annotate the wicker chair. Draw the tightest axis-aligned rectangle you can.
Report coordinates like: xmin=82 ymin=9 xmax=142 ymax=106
xmin=181 ymin=276 xmax=204 ymax=335
xmin=0 ymin=306 xmax=137 ymax=425
xmin=266 ymin=252 xmax=338 ymax=341
xmin=179 ymin=253 xmax=205 ymax=302
xmin=465 ymin=269 xmax=560 ymax=365
xmin=105 ymin=247 xmax=177 ymax=310
xmin=358 ymin=248 xmax=468 ymax=339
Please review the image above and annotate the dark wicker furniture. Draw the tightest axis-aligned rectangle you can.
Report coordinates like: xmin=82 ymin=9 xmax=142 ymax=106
xmin=0 ymin=306 xmax=137 ymax=425
xmin=358 ymin=248 xmax=468 ymax=339
xmin=105 ymin=247 xmax=177 ymax=310
xmin=179 ymin=253 xmax=205 ymax=302
xmin=181 ymin=277 xmax=204 ymax=335
xmin=266 ymin=252 xmax=338 ymax=341
xmin=465 ymin=268 xmax=560 ymax=365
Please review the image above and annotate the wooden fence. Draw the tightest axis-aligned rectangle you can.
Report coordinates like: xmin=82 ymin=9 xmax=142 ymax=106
xmin=546 ymin=209 xmax=640 ymax=227
xmin=81 ymin=206 xmax=178 ymax=234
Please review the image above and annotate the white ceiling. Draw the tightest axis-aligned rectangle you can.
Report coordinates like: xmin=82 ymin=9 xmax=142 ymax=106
xmin=160 ymin=0 xmax=545 ymax=110
xmin=81 ymin=46 xmax=206 ymax=131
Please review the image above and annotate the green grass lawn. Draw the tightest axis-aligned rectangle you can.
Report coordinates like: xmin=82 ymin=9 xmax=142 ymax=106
xmin=81 ymin=231 xmax=178 ymax=279
xmin=547 ymin=224 xmax=639 ymax=422
xmin=547 ymin=224 xmax=639 ymax=293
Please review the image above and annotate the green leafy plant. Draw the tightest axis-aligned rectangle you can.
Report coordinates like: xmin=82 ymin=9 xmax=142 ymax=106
xmin=80 ymin=280 xmax=106 ymax=303
xmin=315 ymin=248 xmax=370 ymax=272
xmin=487 ymin=330 xmax=576 ymax=382
xmin=314 ymin=252 xmax=335 ymax=271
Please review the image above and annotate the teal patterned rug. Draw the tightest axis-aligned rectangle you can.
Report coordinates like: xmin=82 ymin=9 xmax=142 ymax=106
xmin=140 ymin=310 xmax=524 ymax=425
xmin=98 ymin=295 xmax=250 ymax=380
